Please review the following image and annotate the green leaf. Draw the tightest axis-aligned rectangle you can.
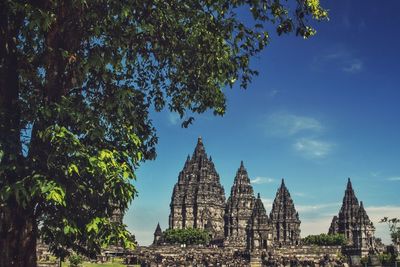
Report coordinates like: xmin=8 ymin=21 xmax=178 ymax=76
xmin=68 ymin=164 xmax=80 ymax=176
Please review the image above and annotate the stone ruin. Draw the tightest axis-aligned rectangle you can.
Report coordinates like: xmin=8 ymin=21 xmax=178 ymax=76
xmin=37 ymin=137 xmax=383 ymax=266
xmin=329 ymin=178 xmax=376 ymax=257
xmin=167 ymin=137 xmax=302 ymax=251
xmin=151 ymin=138 xmax=378 ymax=262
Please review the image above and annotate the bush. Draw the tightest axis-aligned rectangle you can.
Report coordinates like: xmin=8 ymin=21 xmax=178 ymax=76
xmin=302 ymin=233 xmax=347 ymax=246
xmin=68 ymin=253 xmax=83 ymax=267
xmin=163 ymin=228 xmax=210 ymax=245
xmin=379 ymin=253 xmax=396 ymax=265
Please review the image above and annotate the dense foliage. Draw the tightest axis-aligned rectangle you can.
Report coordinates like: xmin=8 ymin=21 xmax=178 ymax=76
xmin=0 ymin=0 xmax=327 ymax=265
xmin=163 ymin=228 xmax=211 ymax=245
xmin=380 ymin=217 xmax=400 ymax=245
xmin=302 ymin=234 xmax=347 ymax=246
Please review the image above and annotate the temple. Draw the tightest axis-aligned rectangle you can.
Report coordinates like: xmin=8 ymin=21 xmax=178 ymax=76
xmin=147 ymin=138 xmax=378 ymax=259
xmin=270 ymin=179 xmax=301 ymax=246
xmin=168 ymin=138 xmax=301 ymax=251
xmin=169 ymin=137 xmax=226 ymax=240
xmin=328 ymin=178 xmax=376 ymax=256
xmin=224 ymin=161 xmax=256 ymax=248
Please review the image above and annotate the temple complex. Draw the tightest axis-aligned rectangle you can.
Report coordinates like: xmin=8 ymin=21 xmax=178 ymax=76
xmin=168 ymin=138 xmax=302 ymax=251
xmin=37 ymin=137 xmax=385 ymax=266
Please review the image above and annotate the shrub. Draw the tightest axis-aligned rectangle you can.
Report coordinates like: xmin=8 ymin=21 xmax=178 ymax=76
xmin=68 ymin=253 xmax=83 ymax=267
xmin=163 ymin=228 xmax=210 ymax=245
xmin=302 ymin=233 xmax=347 ymax=246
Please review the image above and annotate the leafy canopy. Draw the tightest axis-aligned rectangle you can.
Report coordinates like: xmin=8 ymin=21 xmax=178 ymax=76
xmin=0 ymin=0 xmax=327 ymax=258
xmin=163 ymin=228 xmax=211 ymax=245
xmin=302 ymin=234 xmax=347 ymax=246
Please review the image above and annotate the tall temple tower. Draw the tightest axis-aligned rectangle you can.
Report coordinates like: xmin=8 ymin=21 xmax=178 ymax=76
xmin=169 ymin=137 xmax=226 ymax=239
xmin=329 ymin=178 xmax=375 ymax=255
xmin=353 ymin=202 xmax=375 ymax=253
xmin=329 ymin=178 xmax=360 ymax=243
xmin=270 ymin=179 xmax=301 ymax=246
xmin=224 ymin=161 xmax=256 ymax=248
xmin=247 ymin=193 xmax=273 ymax=251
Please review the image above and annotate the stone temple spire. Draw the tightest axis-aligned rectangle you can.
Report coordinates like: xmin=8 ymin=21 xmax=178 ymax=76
xmin=270 ymin=178 xmax=301 ymax=245
xmin=353 ymin=201 xmax=376 ymax=253
xmin=358 ymin=201 xmax=372 ymax=224
xmin=331 ymin=178 xmax=360 ymax=242
xmin=253 ymin=193 xmax=267 ymax=218
xmin=153 ymin=223 xmax=162 ymax=245
xmin=169 ymin=138 xmax=226 ymax=240
xmin=224 ymin=161 xmax=256 ymax=248
xmin=329 ymin=179 xmax=376 ymax=255
xmin=247 ymin=193 xmax=272 ymax=251
xmin=192 ymin=136 xmax=207 ymax=160
xmin=328 ymin=215 xmax=339 ymax=235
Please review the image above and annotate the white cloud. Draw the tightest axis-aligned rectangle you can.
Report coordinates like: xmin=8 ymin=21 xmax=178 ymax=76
xmin=313 ymin=46 xmax=364 ymax=74
xmin=297 ymin=202 xmax=341 ymax=213
xmin=301 ymin=216 xmax=333 ymax=237
xmin=370 ymin=171 xmax=380 ymax=177
xmin=343 ymin=59 xmax=363 ymax=73
xmin=168 ymin=113 xmax=180 ymax=125
xmin=294 ymin=138 xmax=334 ymax=159
xmin=295 ymin=202 xmax=341 ymax=237
xmin=269 ymin=89 xmax=280 ymax=98
xmin=387 ymin=176 xmax=400 ymax=181
xmin=251 ymin=176 xmax=275 ymax=185
xmin=293 ymin=192 xmax=307 ymax=197
xmin=264 ymin=113 xmax=323 ymax=137
xmin=261 ymin=198 xmax=274 ymax=211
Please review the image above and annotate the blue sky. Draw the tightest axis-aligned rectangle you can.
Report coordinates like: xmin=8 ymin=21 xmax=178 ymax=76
xmin=126 ymin=0 xmax=400 ymax=245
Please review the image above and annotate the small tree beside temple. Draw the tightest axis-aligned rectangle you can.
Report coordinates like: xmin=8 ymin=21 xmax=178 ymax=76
xmin=380 ymin=217 xmax=400 ymax=246
xmin=163 ymin=228 xmax=211 ymax=246
xmin=302 ymin=234 xmax=347 ymax=246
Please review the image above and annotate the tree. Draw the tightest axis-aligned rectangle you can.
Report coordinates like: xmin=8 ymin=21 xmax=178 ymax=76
xmin=0 ymin=0 xmax=327 ymax=266
xmin=302 ymin=234 xmax=347 ymax=246
xmin=163 ymin=228 xmax=211 ymax=245
xmin=380 ymin=217 xmax=400 ymax=245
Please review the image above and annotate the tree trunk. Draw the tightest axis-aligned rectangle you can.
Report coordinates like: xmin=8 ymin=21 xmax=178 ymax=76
xmin=0 ymin=203 xmax=37 ymax=267
xmin=0 ymin=4 xmax=37 ymax=267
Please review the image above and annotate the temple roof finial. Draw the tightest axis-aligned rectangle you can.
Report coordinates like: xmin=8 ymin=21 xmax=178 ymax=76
xmin=281 ymin=178 xmax=285 ymax=187
xmin=257 ymin=192 xmax=260 ymax=199
xmin=347 ymin=177 xmax=353 ymax=190
xmin=239 ymin=160 xmax=246 ymax=171
xmin=192 ymin=136 xmax=207 ymax=158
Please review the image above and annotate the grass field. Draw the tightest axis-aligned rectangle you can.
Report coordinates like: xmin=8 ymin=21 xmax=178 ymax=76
xmin=81 ymin=263 xmax=126 ymax=267
xmin=60 ymin=259 xmax=136 ymax=267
